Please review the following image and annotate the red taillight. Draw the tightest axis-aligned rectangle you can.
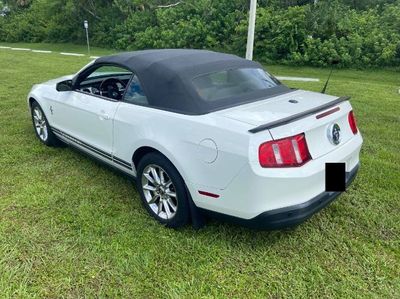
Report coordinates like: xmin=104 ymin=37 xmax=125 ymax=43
xmin=348 ymin=110 xmax=358 ymax=134
xmin=259 ymin=133 xmax=311 ymax=168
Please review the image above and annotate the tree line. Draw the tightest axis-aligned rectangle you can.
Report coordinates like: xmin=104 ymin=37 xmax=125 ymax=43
xmin=0 ymin=0 xmax=399 ymax=67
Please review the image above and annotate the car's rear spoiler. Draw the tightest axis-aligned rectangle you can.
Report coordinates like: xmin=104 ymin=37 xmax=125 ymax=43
xmin=248 ymin=96 xmax=351 ymax=134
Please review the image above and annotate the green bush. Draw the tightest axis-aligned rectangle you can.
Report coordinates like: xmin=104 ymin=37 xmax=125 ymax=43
xmin=1 ymin=0 xmax=399 ymax=67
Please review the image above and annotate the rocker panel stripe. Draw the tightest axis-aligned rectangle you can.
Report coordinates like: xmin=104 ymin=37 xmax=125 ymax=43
xmin=51 ymin=127 xmax=132 ymax=170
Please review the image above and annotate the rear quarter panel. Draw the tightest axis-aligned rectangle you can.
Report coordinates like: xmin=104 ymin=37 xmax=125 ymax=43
xmin=113 ymin=102 xmax=252 ymax=192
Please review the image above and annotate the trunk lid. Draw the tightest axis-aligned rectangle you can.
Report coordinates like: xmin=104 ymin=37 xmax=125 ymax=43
xmin=218 ymin=90 xmax=355 ymax=159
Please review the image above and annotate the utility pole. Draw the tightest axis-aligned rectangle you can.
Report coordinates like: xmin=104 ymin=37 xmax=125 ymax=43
xmin=84 ymin=20 xmax=90 ymax=56
xmin=245 ymin=0 xmax=257 ymax=60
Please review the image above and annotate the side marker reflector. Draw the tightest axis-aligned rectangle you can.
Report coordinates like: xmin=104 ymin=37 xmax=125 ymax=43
xmin=198 ymin=191 xmax=220 ymax=198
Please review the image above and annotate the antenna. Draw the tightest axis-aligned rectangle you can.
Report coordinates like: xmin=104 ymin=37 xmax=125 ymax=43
xmin=321 ymin=59 xmax=340 ymax=94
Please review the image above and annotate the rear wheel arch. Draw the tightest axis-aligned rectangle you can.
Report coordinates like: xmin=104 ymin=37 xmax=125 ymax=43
xmin=132 ymin=146 xmax=161 ymax=170
xmin=132 ymin=146 xmax=189 ymax=187
xmin=29 ymin=97 xmax=37 ymax=108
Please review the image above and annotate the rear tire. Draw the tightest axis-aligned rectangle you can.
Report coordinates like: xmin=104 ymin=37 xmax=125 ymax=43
xmin=31 ymin=101 xmax=61 ymax=147
xmin=136 ymin=152 xmax=190 ymax=228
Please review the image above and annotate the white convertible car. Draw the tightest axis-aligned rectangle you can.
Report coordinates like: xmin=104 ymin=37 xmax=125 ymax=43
xmin=28 ymin=49 xmax=362 ymax=229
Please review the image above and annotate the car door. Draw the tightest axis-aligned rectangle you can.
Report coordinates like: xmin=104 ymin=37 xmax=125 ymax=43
xmin=52 ymin=91 xmax=118 ymax=156
xmin=51 ymin=64 xmax=132 ymax=158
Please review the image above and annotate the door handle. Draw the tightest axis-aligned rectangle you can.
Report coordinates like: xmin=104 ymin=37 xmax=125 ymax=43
xmin=99 ymin=110 xmax=110 ymax=121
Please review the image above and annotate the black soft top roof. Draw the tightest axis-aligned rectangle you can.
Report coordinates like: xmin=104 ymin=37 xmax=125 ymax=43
xmin=95 ymin=49 xmax=290 ymax=114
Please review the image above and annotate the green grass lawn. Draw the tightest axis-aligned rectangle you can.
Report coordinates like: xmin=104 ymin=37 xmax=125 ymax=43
xmin=0 ymin=44 xmax=399 ymax=298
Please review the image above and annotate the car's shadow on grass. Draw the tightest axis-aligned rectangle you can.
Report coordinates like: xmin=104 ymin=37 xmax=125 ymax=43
xmin=70 ymin=143 xmax=308 ymax=234
xmin=28 ymin=133 xmax=324 ymax=248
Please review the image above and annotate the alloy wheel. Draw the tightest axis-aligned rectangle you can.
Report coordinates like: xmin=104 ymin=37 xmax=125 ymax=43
xmin=33 ymin=107 xmax=48 ymax=141
xmin=141 ymin=164 xmax=178 ymax=220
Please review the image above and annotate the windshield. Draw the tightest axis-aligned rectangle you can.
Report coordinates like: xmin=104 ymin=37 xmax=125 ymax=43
xmin=192 ymin=68 xmax=281 ymax=102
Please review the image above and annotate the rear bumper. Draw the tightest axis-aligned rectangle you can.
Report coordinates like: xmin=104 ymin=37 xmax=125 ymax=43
xmin=201 ymin=163 xmax=359 ymax=229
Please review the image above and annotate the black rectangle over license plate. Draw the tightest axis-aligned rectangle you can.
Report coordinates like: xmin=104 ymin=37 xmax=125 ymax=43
xmin=325 ymin=163 xmax=346 ymax=192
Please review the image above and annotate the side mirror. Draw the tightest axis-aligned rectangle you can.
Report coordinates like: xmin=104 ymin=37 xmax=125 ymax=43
xmin=56 ymin=80 xmax=73 ymax=92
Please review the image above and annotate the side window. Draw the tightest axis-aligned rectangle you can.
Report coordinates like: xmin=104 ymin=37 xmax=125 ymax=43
xmin=87 ymin=65 xmax=131 ymax=80
xmin=123 ymin=75 xmax=149 ymax=105
xmin=77 ymin=65 xmax=132 ymax=101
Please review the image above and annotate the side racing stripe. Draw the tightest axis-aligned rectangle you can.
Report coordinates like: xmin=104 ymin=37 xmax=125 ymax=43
xmin=51 ymin=127 xmax=132 ymax=170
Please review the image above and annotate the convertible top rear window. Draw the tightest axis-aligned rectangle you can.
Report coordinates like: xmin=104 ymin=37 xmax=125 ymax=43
xmin=193 ymin=68 xmax=281 ymax=102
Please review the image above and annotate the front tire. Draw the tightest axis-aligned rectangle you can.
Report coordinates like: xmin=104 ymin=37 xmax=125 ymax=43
xmin=136 ymin=152 xmax=190 ymax=228
xmin=31 ymin=101 xmax=60 ymax=146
